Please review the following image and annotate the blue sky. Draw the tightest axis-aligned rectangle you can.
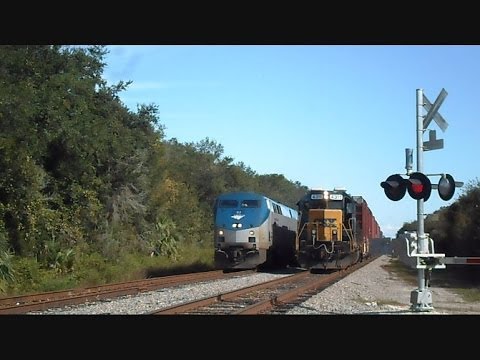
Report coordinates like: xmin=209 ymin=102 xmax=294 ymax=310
xmin=102 ymin=45 xmax=479 ymax=238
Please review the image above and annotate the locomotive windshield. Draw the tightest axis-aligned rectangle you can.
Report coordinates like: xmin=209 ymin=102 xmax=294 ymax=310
xmin=219 ymin=200 xmax=238 ymax=208
xmin=299 ymin=191 xmax=349 ymax=211
xmin=241 ymin=200 xmax=260 ymax=208
xmin=218 ymin=199 xmax=260 ymax=208
xmin=317 ymin=199 xmax=343 ymax=210
xmin=303 ymin=198 xmax=344 ymax=211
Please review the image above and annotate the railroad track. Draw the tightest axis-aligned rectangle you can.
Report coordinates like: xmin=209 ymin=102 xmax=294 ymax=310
xmin=150 ymin=259 xmax=373 ymax=315
xmin=0 ymin=269 xmax=254 ymax=314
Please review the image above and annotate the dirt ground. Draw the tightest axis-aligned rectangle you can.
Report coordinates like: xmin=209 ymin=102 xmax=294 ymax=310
xmin=376 ymin=256 xmax=480 ymax=315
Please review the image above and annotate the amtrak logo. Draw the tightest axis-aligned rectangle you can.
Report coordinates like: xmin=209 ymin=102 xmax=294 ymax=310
xmin=231 ymin=214 xmax=245 ymax=220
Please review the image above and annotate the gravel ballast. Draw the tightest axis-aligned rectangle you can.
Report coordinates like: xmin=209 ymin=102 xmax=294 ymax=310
xmin=286 ymin=255 xmax=480 ymax=315
xmin=28 ymin=255 xmax=480 ymax=315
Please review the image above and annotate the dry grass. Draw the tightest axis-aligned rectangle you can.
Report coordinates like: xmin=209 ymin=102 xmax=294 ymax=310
xmin=383 ymin=257 xmax=480 ymax=303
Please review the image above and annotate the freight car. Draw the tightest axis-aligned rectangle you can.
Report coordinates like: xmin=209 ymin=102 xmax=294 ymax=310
xmin=296 ymin=187 xmax=381 ymax=270
xmin=214 ymin=191 xmax=298 ymax=270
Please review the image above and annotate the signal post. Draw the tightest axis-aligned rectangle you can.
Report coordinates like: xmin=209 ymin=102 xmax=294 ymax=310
xmin=380 ymin=88 xmax=463 ymax=312
xmin=409 ymin=88 xmax=440 ymax=312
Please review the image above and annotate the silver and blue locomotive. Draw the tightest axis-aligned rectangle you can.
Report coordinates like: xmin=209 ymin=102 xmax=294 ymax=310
xmin=214 ymin=191 xmax=298 ymax=270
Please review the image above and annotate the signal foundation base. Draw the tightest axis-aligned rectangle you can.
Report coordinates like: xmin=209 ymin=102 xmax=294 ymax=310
xmin=410 ymin=289 xmax=434 ymax=312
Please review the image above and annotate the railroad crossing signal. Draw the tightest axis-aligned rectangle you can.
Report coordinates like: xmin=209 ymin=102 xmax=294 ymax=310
xmin=385 ymin=88 xmax=464 ymax=313
xmin=381 ymin=88 xmax=463 ymax=203
xmin=380 ymin=172 xmax=459 ymax=202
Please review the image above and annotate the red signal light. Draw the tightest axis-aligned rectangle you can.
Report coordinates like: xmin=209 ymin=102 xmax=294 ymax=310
xmin=406 ymin=172 xmax=431 ymax=201
xmin=411 ymin=183 xmax=424 ymax=194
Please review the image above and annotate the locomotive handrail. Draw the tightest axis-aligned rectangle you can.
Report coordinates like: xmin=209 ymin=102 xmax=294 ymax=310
xmin=345 ymin=218 xmax=356 ymax=249
xmin=295 ymin=221 xmax=308 ymax=245
xmin=312 ymin=235 xmax=334 ymax=252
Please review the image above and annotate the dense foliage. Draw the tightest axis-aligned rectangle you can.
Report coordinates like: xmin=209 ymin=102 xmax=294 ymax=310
xmin=0 ymin=45 xmax=308 ymax=294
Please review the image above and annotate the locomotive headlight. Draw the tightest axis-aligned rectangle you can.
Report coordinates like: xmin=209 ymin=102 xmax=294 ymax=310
xmin=218 ymin=230 xmax=224 ymax=236
xmin=237 ymin=223 xmax=242 ymax=228
xmin=249 ymin=230 xmax=255 ymax=236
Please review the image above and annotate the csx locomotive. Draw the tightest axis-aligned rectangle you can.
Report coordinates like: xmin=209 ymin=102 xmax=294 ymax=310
xmin=296 ymin=187 xmax=381 ymax=270
xmin=213 ymin=191 xmax=298 ymax=270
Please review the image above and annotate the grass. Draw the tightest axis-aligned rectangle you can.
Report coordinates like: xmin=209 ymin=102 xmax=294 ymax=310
xmin=381 ymin=257 xmax=418 ymax=286
xmin=1 ymin=241 xmax=216 ymax=297
xmin=453 ymin=288 xmax=480 ymax=302
xmin=383 ymin=256 xmax=480 ymax=304
xmin=375 ymin=299 xmax=405 ymax=307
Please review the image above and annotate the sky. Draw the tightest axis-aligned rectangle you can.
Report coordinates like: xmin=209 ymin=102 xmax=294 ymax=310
xmin=102 ymin=45 xmax=480 ymax=239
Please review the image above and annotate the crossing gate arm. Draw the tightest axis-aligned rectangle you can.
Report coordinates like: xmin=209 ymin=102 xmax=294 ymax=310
xmin=440 ymin=257 xmax=480 ymax=265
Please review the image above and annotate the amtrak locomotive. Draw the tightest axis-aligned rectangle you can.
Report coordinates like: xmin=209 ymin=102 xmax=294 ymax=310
xmin=214 ymin=191 xmax=298 ymax=270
